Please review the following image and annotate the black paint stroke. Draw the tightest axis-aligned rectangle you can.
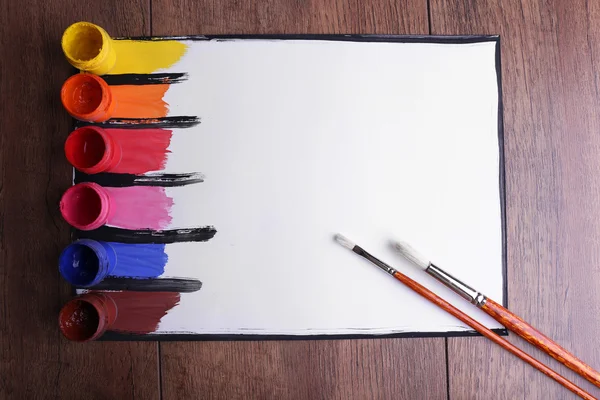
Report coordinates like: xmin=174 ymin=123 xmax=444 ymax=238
xmin=75 ymin=226 xmax=217 ymax=244
xmin=102 ymin=73 xmax=188 ymax=86
xmin=84 ymin=277 xmax=202 ymax=293
xmin=74 ymin=171 xmax=205 ymax=187
xmin=75 ymin=116 xmax=201 ymax=129
xmin=89 ymin=34 xmax=507 ymax=342
xmin=112 ymin=34 xmax=500 ymax=45
xmin=99 ymin=328 xmax=509 ymax=342
xmin=495 ymin=38 xmax=508 ymax=309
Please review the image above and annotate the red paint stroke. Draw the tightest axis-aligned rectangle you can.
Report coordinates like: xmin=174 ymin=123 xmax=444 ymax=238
xmin=111 ymin=84 xmax=170 ymax=119
xmin=105 ymin=186 xmax=173 ymax=230
xmin=65 ymin=126 xmax=172 ymax=174
xmin=104 ymin=291 xmax=180 ymax=334
xmin=109 ymin=128 xmax=172 ymax=174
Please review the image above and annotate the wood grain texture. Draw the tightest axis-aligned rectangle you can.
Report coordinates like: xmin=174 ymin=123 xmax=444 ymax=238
xmin=0 ymin=0 xmax=159 ymax=398
xmin=152 ymin=1 xmax=447 ymax=399
xmin=151 ymin=0 xmax=429 ymax=35
xmin=482 ymin=298 xmax=600 ymax=388
xmin=430 ymin=0 xmax=600 ymax=398
xmin=161 ymin=339 xmax=447 ymax=400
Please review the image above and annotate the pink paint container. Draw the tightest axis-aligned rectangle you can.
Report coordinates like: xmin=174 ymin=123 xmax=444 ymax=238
xmin=60 ymin=182 xmax=111 ymax=230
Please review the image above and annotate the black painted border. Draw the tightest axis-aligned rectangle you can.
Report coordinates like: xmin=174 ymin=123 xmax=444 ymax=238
xmin=79 ymin=34 xmax=507 ymax=341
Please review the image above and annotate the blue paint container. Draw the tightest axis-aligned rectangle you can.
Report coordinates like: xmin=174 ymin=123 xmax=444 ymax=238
xmin=59 ymin=239 xmax=117 ymax=287
xmin=59 ymin=239 xmax=168 ymax=287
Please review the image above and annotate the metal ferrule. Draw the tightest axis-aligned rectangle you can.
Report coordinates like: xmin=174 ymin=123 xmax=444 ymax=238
xmin=426 ymin=264 xmax=487 ymax=307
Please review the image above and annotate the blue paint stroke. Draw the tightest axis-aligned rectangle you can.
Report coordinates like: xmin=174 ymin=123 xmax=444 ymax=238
xmin=108 ymin=242 xmax=168 ymax=279
xmin=59 ymin=239 xmax=168 ymax=287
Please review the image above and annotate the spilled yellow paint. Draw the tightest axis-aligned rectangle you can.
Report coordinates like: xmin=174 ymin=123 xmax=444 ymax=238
xmin=110 ymin=40 xmax=188 ymax=74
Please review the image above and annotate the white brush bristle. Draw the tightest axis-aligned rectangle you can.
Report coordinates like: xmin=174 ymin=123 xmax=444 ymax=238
xmin=391 ymin=240 xmax=430 ymax=270
xmin=334 ymin=234 xmax=355 ymax=250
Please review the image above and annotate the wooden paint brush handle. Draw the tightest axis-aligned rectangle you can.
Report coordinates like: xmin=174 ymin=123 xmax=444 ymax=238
xmin=391 ymin=272 xmax=596 ymax=400
xmin=423 ymin=263 xmax=600 ymax=387
xmin=481 ymin=298 xmax=600 ymax=387
xmin=343 ymin=241 xmax=595 ymax=399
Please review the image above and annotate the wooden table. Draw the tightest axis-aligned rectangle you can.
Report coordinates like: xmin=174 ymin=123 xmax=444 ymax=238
xmin=2 ymin=0 xmax=599 ymax=398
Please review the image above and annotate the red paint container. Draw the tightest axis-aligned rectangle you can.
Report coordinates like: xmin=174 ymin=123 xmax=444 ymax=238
xmin=59 ymin=182 xmax=111 ymax=230
xmin=58 ymin=292 xmax=117 ymax=342
xmin=65 ymin=126 xmax=122 ymax=174
xmin=61 ymin=74 xmax=116 ymax=122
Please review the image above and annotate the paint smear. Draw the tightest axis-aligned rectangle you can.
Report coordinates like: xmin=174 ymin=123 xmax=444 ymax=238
xmin=111 ymin=84 xmax=170 ymax=119
xmin=76 ymin=116 xmax=200 ymax=129
xmin=98 ymin=291 xmax=180 ymax=335
xmin=105 ymin=186 xmax=173 ymax=230
xmin=103 ymin=73 xmax=188 ymax=85
xmin=110 ymin=40 xmax=188 ymax=74
xmin=108 ymin=242 xmax=168 ymax=278
xmin=76 ymin=226 xmax=218 ymax=244
xmin=74 ymin=171 xmax=205 ymax=187
xmin=112 ymin=128 xmax=172 ymax=174
xmin=87 ymin=277 xmax=202 ymax=293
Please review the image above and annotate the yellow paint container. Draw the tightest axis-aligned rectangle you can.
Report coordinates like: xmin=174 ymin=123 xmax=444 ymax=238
xmin=62 ymin=22 xmax=116 ymax=75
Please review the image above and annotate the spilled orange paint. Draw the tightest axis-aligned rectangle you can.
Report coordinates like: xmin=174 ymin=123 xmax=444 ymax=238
xmin=111 ymin=85 xmax=170 ymax=119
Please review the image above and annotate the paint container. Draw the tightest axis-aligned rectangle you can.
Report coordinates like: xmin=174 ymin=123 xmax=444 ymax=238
xmin=65 ymin=126 xmax=122 ymax=174
xmin=58 ymin=292 xmax=117 ymax=342
xmin=59 ymin=240 xmax=168 ymax=286
xmin=60 ymin=182 xmax=111 ymax=230
xmin=59 ymin=291 xmax=180 ymax=340
xmin=61 ymin=74 xmax=116 ymax=122
xmin=62 ymin=22 xmax=116 ymax=75
xmin=59 ymin=239 xmax=117 ymax=287
xmin=61 ymin=183 xmax=173 ymax=231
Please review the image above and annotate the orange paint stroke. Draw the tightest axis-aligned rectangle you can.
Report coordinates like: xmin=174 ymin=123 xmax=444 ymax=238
xmin=111 ymin=84 xmax=170 ymax=119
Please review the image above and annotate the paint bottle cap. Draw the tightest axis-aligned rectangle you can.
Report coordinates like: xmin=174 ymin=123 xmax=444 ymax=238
xmin=62 ymin=22 xmax=116 ymax=75
xmin=65 ymin=126 xmax=122 ymax=174
xmin=60 ymin=182 xmax=112 ymax=231
xmin=59 ymin=239 xmax=117 ymax=287
xmin=59 ymin=293 xmax=117 ymax=342
xmin=61 ymin=74 xmax=116 ymax=122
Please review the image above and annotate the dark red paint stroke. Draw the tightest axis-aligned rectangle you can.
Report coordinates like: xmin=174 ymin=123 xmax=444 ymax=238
xmin=97 ymin=291 xmax=180 ymax=334
xmin=108 ymin=128 xmax=173 ymax=174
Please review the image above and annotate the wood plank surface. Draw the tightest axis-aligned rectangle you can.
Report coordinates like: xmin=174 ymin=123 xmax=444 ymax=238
xmin=0 ymin=1 xmax=159 ymax=399
xmin=430 ymin=0 xmax=600 ymax=398
xmin=160 ymin=338 xmax=446 ymax=400
xmin=3 ymin=0 xmax=599 ymax=398
xmin=152 ymin=2 xmax=448 ymax=399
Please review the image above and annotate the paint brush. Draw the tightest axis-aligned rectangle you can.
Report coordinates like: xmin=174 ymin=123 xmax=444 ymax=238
xmin=334 ymin=234 xmax=596 ymax=400
xmin=391 ymin=239 xmax=600 ymax=389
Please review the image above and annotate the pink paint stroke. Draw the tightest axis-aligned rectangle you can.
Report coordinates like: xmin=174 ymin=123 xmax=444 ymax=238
xmin=105 ymin=186 xmax=173 ymax=230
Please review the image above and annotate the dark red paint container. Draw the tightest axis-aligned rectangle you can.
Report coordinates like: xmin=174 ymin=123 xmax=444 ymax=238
xmin=58 ymin=292 xmax=117 ymax=342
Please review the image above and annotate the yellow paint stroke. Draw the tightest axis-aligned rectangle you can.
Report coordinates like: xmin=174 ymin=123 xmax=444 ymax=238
xmin=110 ymin=40 xmax=188 ymax=74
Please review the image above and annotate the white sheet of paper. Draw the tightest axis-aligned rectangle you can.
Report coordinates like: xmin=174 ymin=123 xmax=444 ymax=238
xmin=126 ymin=38 xmax=504 ymax=335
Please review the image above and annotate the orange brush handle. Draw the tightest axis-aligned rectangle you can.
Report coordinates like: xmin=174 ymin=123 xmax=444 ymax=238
xmin=481 ymin=298 xmax=600 ymax=387
xmin=392 ymin=272 xmax=596 ymax=400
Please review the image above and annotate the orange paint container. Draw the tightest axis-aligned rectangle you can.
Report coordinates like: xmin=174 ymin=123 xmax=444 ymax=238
xmin=61 ymin=74 xmax=116 ymax=122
